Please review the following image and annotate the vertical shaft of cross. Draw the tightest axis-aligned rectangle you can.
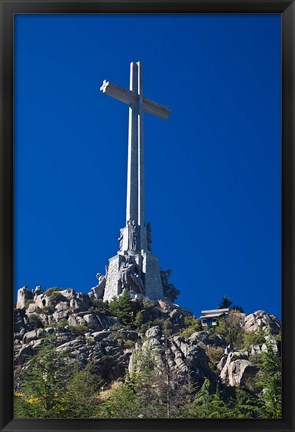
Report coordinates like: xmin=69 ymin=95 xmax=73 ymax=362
xmin=100 ymin=62 xmax=171 ymax=253
xmin=137 ymin=63 xmax=145 ymax=228
xmin=126 ymin=62 xmax=145 ymax=228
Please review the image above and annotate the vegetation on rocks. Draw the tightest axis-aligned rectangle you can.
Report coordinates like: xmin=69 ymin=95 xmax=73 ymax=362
xmin=180 ymin=315 xmax=202 ymax=338
xmin=15 ymin=335 xmax=102 ymax=418
xmin=14 ymin=288 xmax=282 ymax=419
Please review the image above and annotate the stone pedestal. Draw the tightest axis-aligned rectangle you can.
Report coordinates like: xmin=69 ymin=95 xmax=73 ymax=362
xmin=141 ymin=252 xmax=163 ymax=300
xmin=103 ymin=255 xmax=122 ymax=302
xmin=103 ymin=249 xmax=164 ymax=302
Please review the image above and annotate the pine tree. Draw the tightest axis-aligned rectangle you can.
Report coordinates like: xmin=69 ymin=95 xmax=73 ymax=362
xmin=181 ymin=378 xmax=212 ymax=418
xmin=229 ymin=388 xmax=262 ymax=419
xmin=15 ymin=336 xmax=103 ymax=419
xmin=256 ymin=340 xmax=282 ymax=418
xmin=15 ymin=336 xmax=69 ymax=418
xmin=134 ymin=310 xmax=144 ymax=329
xmin=62 ymin=365 xmax=103 ymax=418
xmin=218 ymin=295 xmax=233 ymax=309
xmin=108 ymin=289 xmax=134 ymax=326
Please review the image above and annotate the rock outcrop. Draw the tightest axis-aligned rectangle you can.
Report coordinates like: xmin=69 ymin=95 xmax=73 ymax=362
xmin=14 ymin=285 xmax=281 ymax=396
xmin=241 ymin=310 xmax=281 ymax=335
xmin=218 ymin=351 xmax=257 ymax=388
xmin=16 ymin=286 xmax=33 ymax=310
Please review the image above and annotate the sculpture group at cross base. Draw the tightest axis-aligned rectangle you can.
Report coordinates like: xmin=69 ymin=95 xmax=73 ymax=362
xmin=90 ymin=255 xmax=146 ymax=300
xmin=91 ymin=263 xmax=180 ymax=303
xmin=118 ymin=254 xmax=145 ymax=295
xmin=91 ymin=272 xmax=107 ymax=300
xmin=160 ymin=269 xmax=180 ymax=303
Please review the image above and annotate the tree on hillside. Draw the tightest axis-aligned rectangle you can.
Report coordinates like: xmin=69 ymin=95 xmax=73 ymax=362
xmin=231 ymin=304 xmax=244 ymax=313
xmin=229 ymin=388 xmax=262 ymax=419
xmin=62 ymin=365 xmax=103 ymax=418
xmin=15 ymin=336 xmax=102 ymax=419
xmin=15 ymin=336 xmax=69 ymax=418
xmin=181 ymin=379 xmax=231 ymax=419
xmin=218 ymin=295 xmax=233 ymax=309
xmin=108 ymin=289 xmax=134 ymax=326
xmin=256 ymin=340 xmax=282 ymax=418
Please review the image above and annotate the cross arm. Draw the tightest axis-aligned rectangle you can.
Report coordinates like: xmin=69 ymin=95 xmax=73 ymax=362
xmin=100 ymin=80 xmax=137 ymax=105
xmin=142 ymin=97 xmax=172 ymax=120
xmin=100 ymin=79 xmax=172 ymax=120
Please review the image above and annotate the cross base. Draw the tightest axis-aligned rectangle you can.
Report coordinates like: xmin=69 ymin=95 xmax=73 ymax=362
xmin=103 ymin=250 xmax=164 ymax=302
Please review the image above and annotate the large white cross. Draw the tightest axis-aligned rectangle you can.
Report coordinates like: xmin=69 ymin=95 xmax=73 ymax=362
xmin=100 ymin=62 xmax=171 ymax=229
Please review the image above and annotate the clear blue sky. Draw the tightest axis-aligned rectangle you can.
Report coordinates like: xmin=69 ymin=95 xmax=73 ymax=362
xmin=14 ymin=14 xmax=281 ymax=319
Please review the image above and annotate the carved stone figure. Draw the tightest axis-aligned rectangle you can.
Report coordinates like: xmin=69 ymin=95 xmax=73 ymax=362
xmin=160 ymin=269 xmax=172 ymax=287
xmin=91 ymin=273 xmax=106 ymax=300
xmin=128 ymin=219 xmax=140 ymax=251
xmin=96 ymin=273 xmax=104 ymax=283
xmin=147 ymin=221 xmax=152 ymax=252
xmin=119 ymin=255 xmax=144 ymax=295
xmin=160 ymin=269 xmax=180 ymax=302
xmin=118 ymin=228 xmax=124 ymax=250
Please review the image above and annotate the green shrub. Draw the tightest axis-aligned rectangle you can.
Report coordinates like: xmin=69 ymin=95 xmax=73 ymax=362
xmin=163 ymin=318 xmax=173 ymax=337
xmin=124 ymin=340 xmax=135 ymax=349
xmin=249 ymin=353 xmax=263 ymax=365
xmin=213 ymin=317 xmax=228 ymax=338
xmin=57 ymin=318 xmax=68 ymax=328
xmin=142 ymin=299 xmax=155 ymax=310
xmin=27 ymin=314 xmax=43 ymax=329
xmin=108 ymin=332 xmax=122 ymax=340
xmin=227 ymin=323 xmax=245 ymax=350
xmin=89 ymin=299 xmax=110 ymax=314
xmin=134 ymin=311 xmax=144 ymax=329
xmin=41 ymin=305 xmax=55 ymax=315
xmin=206 ymin=346 xmax=224 ymax=364
xmin=180 ymin=315 xmax=201 ymax=339
xmin=151 ymin=318 xmax=165 ymax=328
xmin=244 ymin=329 xmax=266 ymax=350
xmin=214 ymin=315 xmax=245 ymax=350
xmin=44 ymin=288 xmax=63 ymax=297
xmin=49 ymin=291 xmax=67 ymax=305
xmin=138 ymin=317 xmax=165 ymax=335
xmin=231 ymin=305 xmax=244 ymax=313
xmin=69 ymin=324 xmax=89 ymax=335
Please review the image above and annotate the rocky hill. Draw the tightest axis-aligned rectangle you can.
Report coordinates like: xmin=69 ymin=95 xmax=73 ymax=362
xmin=14 ymin=286 xmax=281 ymax=419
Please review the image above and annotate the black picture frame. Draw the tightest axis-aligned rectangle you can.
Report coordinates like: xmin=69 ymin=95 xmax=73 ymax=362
xmin=0 ymin=1 xmax=294 ymax=431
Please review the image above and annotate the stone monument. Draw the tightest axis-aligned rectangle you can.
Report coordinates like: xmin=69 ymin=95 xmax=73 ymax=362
xmin=99 ymin=62 xmax=174 ymax=302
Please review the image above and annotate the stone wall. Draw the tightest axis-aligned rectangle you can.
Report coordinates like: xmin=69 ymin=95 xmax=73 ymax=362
xmin=142 ymin=252 xmax=164 ymax=300
xmin=103 ymin=255 xmax=120 ymax=302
